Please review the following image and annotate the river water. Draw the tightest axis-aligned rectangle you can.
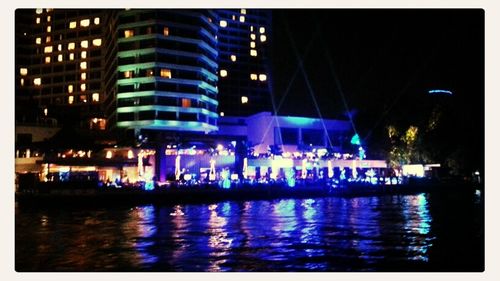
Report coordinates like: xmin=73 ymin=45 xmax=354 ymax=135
xmin=15 ymin=191 xmax=484 ymax=272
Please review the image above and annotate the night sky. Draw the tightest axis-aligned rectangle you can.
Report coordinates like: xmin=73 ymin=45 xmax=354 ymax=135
xmin=271 ymin=9 xmax=484 ymax=171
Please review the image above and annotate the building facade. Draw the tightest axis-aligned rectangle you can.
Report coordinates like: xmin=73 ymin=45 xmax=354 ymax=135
xmin=104 ymin=10 xmax=220 ymax=135
xmin=15 ymin=9 xmax=107 ymax=129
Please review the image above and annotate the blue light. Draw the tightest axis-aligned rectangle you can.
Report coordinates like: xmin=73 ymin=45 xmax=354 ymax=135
xmin=358 ymin=146 xmax=366 ymax=160
xmin=350 ymin=134 xmax=361 ymax=145
xmin=144 ymin=180 xmax=154 ymax=191
xmin=428 ymin=89 xmax=453 ymax=95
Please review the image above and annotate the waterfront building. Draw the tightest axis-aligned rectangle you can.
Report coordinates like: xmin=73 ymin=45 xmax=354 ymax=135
xmin=16 ymin=9 xmax=386 ymax=186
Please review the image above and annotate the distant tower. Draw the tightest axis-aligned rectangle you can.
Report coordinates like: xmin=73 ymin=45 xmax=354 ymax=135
xmin=215 ymin=9 xmax=272 ymax=116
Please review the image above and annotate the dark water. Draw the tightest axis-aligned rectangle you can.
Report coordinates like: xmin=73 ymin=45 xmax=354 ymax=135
xmin=15 ymin=191 xmax=484 ymax=272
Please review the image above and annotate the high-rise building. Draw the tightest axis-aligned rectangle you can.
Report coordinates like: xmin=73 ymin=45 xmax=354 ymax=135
xmin=103 ymin=9 xmax=220 ymax=135
xmin=215 ymin=9 xmax=272 ymax=116
xmin=15 ymin=9 xmax=107 ymax=129
xmin=16 ymin=9 xmax=272 ymax=136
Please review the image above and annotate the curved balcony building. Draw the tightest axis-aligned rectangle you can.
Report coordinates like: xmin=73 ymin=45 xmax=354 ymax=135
xmin=106 ymin=10 xmax=219 ymax=134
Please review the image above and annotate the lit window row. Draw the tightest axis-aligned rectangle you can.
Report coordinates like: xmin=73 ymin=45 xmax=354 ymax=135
xmin=51 ymin=40 xmax=102 ymax=51
xmin=42 ymin=51 xmax=91 ymax=63
xmin=69 ymin=18 xmax=100 ymax=29
xmin=122 ymin=69 xmax=171 ymax=78
xmin=250 ymin=74 xmax=267 ymax=81
xmin=66 ymin=93 xmax=99 ymax=104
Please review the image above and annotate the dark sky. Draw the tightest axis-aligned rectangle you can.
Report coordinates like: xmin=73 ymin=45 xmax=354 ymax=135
xmin=270 ymin=9 xmax=484 ymax=169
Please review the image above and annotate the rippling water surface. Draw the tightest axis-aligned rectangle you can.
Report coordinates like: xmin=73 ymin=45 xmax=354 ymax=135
xmin=15 ymin=192 xmax=484 ymax=271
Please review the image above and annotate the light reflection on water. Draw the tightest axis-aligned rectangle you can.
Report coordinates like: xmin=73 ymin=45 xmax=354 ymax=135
xmin=15 ymin=193 xmax=481 ymax=271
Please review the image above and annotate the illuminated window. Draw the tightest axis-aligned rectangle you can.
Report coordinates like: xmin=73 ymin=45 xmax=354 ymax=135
xmin=81 ymin=83 xmax=86 ymax=92
xmin=69 ymin=53 xmax=74 ymax=61
xmin=44 ymin=108 xmax=48 ymax=116
xmin=57 ymin=44 xmax=62 ymax=51
xmin=241 ymin=96 xmax=248 ymax=104
xmin=80 ymin=61 xmax=87 ymax=70
xmin=46 ymin=9 xmax=53 ymax=13
xmin=259 ymin=27 xmax=265 ymax=33
xmin=230 ymin=55 xmax=237 ymax=62
xmin=94 ymin=17 xmax=100 ymax=25
xmin=260 ymin=35 xmax=267 ymax=42
xmin=124 ymin=29 xmax=134 ymax=38
xmin=250 ymin=33 xmax=256 ymax=40
xmin=57 ymin=54 xmax=63 ymax=62
xmin=92 ymin=38 xmax=102 ymax=46
xmin=36 ymin=37 xmax=41 ymax=44
xmin=128 ymin=150 xmax=134 ymax=159
xmin=68 ymin=42 xmax=75 ymax=50
xmin=92 ymin=93 xmax=99 ymax=102
xmin=46 ymin=26 xmax=51 ymax=32
xmin=44 ymin=46 xmax=52 ymax=53
xmin=80 ymin=95 xmax=87 ymax=103
xmin=36 ymin=8 xmax=43 ymax=14
xmin=124 ymin=70 xmax=133 ymax=78
xmin=36 ymin=17 xmax=40 ymax=24
xmin=81 ymin=40 xmax=88 ymax=48
xmin=250 ymin=74 xmax=257 ymax=80
xmin=80 ymin=19 xmax=90 ymax=27
xmin=163 ymin=27 xmax=169 ymax=36
xmin=81 ymin=51 xmax=87 ymax=59
xmin=232 ymin=15 xmax=236 ymax=21
xmin=250 ymin=49 xmax=257 ymax=56
xmin=241 ymin=9 xmax=246 ymax=14
xmin=20 ymin=68 xmax=28 ymax=76
xmin=34 ymin=77 xmax=41 ymax=86
xmin=250 ymin=41 xmax=256 ymax=48
xmin=46 ymin=36 xmax=51 ymax=43
xmin=220 ymin=69 xmax=228 ymax=77
xmin=219 ymin=20 xmax=227 ymax=28
xmin=106 ymin=151 xmax=112 ymax=159
xmin=81 ymin=73 xmax=87 ymax=80
xmin=182 ymin=98 xmax=191 ymax=108
xmin=68 ymin=85 xmax=73 ymax=93
xmin=47 ymin=16 xmax=51 ymax=22
xmin=239 ymin=16 xmax=245 ymax=23
xmin=259 ymin=74 xmax=267 ymax=81
xmin=250 ymin=26 xmax=254 ymax=32
xmin=160 ymin=69 xmax=172 ymax=78
xmin=45 ymin=56 xmax=51 ymax=63
xmin=20 ymin=78 xmax=24 ymax=86
xmin=69 ymin=21 xmax=77 ymax=29
xmin=220 ymin=112 xmax=224 ymax=117
xmin=68 ymin=96 xmax=74 ymax=104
